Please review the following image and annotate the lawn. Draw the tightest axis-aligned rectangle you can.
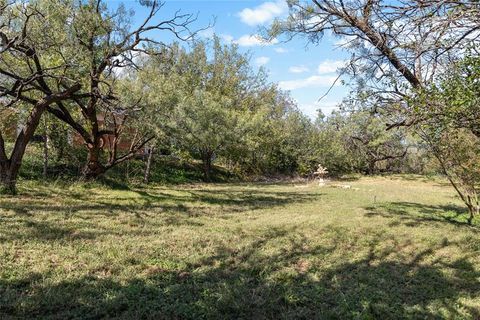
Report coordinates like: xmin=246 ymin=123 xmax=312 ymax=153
xmin=1 ymin=176 xmax=479 ymax=319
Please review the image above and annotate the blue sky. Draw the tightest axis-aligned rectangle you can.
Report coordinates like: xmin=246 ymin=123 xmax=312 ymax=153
xmin=114 ymin=0 xmax=351 ymax=119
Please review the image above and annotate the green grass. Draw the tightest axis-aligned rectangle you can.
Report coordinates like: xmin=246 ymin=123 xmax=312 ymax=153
xmin=1 ymin=176 xmax=479 ymax=319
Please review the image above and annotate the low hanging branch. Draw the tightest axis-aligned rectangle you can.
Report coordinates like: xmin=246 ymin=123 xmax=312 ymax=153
xmin=37 ymin=0 xmax=207 ymax=180
xmin=0 ymin=2 xmax=82 ymax=193
xmin=277 ymin=0 xmax=480 ymax=129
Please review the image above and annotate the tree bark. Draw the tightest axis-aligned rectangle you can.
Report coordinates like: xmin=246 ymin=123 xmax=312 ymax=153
xmin=202 ymin=151 xmax=213 ymax=182
xmin=366 ymin=160 xmax=376 ymax=175
xmin=466 ymin=196 xmax=479 ymax=225
xmin=1 ymin=99 xmax=48 ymax=193
xmin=144 ymin=146 xmax=155 ymax=184
xmin=467 ymin=206 xmax=474 ymax=225
xmin=0 ymin=84 xmax=80 ymax=194
xmin=43 ymin=119 xmax=49 ymax=179
xmin=0 ymin=161 xmax=15 ymax=195
xmin=82 ymin=145 xmax=106 ymax=180
xmin=0 ymin=132 xmax=8 ymax=189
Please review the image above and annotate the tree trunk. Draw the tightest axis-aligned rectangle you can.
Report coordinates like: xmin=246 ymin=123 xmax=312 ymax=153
xmin=0 ymin=161 xmax=19 ymax=195
xmin=1 ymin=180 xmax=17 ymax=195
xmin=82 ymin=145 xmax=106 ymax=180
xmin=144 ymin=146 xmax=155 ymax=184
xmin=467 ymin=208 xmax=474 ymax=225
xmin=366 ymin=160 xmax=376 ymax=175
xmin=43 ymin=120 xmax=49 ymax=179
xmin=202 ymin=151 xmax=213 ymax=182
xmin=466 ymin=196 xmax=479 ymax=225
xmin=1 ymin=101 xmax=49 ymax=193
xmin=0 ymin=85 xmax=81 ymax=194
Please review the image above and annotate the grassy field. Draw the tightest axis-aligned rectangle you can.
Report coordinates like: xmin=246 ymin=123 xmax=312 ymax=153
xmin=1 ymin=176 xmax=479 ymax=319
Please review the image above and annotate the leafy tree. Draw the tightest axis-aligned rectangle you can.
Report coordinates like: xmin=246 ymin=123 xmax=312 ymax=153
xmin=416 ymin=55 xmax=480 ymax=223
xmin=262 ymin=107 xmax=313 ymax=175
xmin=233 ymin=86 xmax=313 ymax=176
xmin=270 ymin=0 xmax=479 ymax=135
xmin=0 ymin=0 xmax=81 ymax=193
xmin=417 ymin=53 xmax=480 ymax=137
xmin=135 ymin=37 xmax=316 ymax=180
xmin=307 ymin=101 xmax=409 ymax=176
xmin=139 ymin=38 xmax=261 ymax=181
xmin=421 ymin=127 xmax=480 ymax=224
xmin=271 ymin=0 xmax=480 ymax=216
xmin=42 ymin=0 xmax=198 ymax=180
xmin=347 ymin=109 xmax=407 ymax=174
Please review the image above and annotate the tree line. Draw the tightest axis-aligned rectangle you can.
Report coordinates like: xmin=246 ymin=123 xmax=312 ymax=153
xmin=270 ymin=0 xmax=480 ymax=222
xmin=1 ymin=0 xmax=480 ymax=223
xmin=0 ymin=0 xmax=407 ymax=193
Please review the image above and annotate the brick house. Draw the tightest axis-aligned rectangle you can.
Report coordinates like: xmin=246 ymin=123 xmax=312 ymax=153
xmin=71 ymin=114 xmax=147 ymax=154
xmin=1 ymin=107 xmax=146 ymax=154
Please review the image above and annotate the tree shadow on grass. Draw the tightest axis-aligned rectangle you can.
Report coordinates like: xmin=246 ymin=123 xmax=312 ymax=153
xmin=364 ymin=202 xmax=478 ymax=228
xmin=0 ymin=188 xmax=321 ymax=242
xmin=1 ymin=187 xmax=320 ymax=217
xmin=134 ymin=188 xmax=320 ymax=212
xmin=1 ymin=228 xmax=479 ymax=319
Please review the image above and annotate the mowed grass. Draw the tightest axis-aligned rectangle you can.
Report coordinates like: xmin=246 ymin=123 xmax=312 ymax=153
xmin=1 ymin=176 xmax=479 ymax=319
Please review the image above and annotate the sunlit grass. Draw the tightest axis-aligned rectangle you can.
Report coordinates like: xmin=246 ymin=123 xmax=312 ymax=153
xmin=1 ymin=175 xmax=479 ymax=319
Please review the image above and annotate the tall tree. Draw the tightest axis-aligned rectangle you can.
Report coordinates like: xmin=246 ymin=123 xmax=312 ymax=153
xmin=139 ymin=38 xmax=260 ymax=181
xmin=42 ymin=0 xmax=199 ymax=180
xmin=306 ymin=105 xmax=408 ymax=176
xmin=417 ymin=55 xmax=480 ymax=223
xmin=272 ymin=0 xmax=480 ymax=216
xmin=0 ymin=0 xmax=81 ymax=193
xmin=348 ymin=110 xmax=408 ymax=174
xmin=271 ymin=0 xmax=480 ymax=127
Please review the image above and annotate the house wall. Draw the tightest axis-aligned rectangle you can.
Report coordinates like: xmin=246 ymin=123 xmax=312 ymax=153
xmin=71 ymin=115 xmax=146 ymax=154
xmin=0 ymin=108 xmax=145 ymax=154
xmin=0 ymin=109 xmax=18 ymax=140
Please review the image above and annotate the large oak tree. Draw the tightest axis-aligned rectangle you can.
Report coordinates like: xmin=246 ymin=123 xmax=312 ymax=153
xmin=42 ymin=0 xmax=199 ymax=180
xmin=0 ymin=0 xmax=82 ymax=193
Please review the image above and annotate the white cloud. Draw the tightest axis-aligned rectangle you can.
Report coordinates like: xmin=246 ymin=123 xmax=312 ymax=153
xmin=317 ymin=60 xmax=347 ymax=74
xmin=197 ymin=30 xmax=235 ymax=45
xmin=279 ymin=75 xmax=339 ymax=91
xmin=220 ymin=34 xmax=234 ymax=43
xmin=274 ymin=47 xmax=288 ymax=53
xmin=288 ymin=65 xmax=309 ymax=74
xmin=317 ymin=101 xmax=341 ymax=113
xmin=255 ymin=56 xmax=270 ymax=66
xmin=198 ymin=27 xmax=215 ymax=39
xmin=299 ymin=101 xmax=341 ymax=119
xmin=238 ymin=1 xmax=287 ymax=26
xmin=234 ymin=34 xmax=279 ymax=47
